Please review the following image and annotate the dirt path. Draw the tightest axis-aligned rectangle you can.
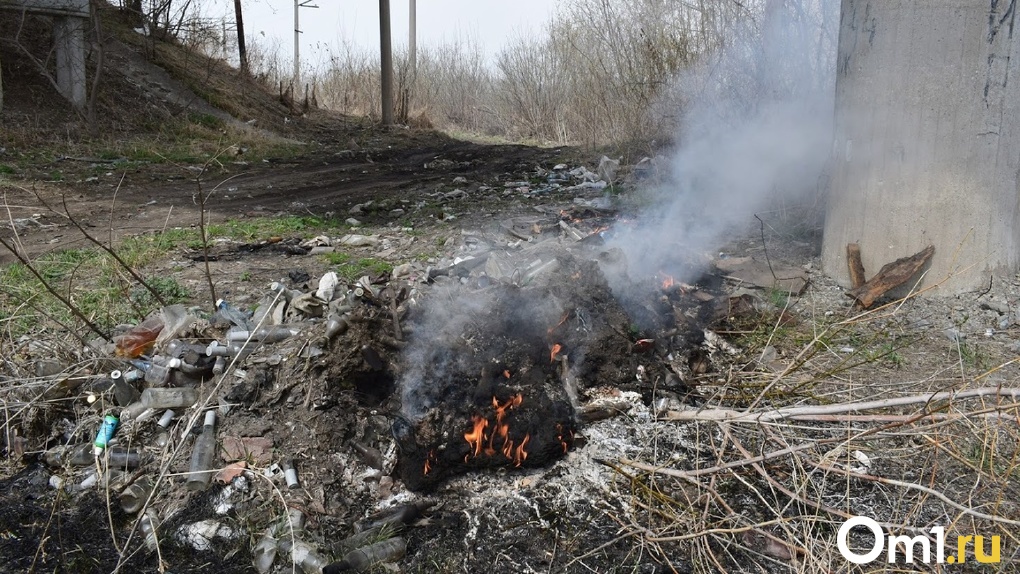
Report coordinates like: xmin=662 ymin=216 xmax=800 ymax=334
xmin=1 ymin=130 xmax=569 ymax=264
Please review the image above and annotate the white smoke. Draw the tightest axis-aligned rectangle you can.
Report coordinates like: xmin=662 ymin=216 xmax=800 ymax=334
xmin=608 ymin=0 xmax=839 ymax=283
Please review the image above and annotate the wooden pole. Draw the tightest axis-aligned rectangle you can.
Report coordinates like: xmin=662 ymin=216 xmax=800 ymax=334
xmin=379 ymin=0 xmax=393 ymax=125
xmin=234 ymin=0 xmax=247 ymax=73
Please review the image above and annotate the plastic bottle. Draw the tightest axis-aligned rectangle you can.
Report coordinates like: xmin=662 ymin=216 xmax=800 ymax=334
xmin=120 ymin=401 xmax=153 ymax=422
xmin=206 ymin=340 xmax=255 ymax=360
xmin=99 ymin=447 xmax=146 ymax=469
xmin=252 ymin=527 xmax=279 ymax=573
xmin=282 ymin=458 xmax=299 ymax=489
xmin=185 ymin=411 xmax=217 ymax=491
xmin=291 ymin=539 xmax=329 ymax=574
xmin=227 ymin=325 xmax=300 ymax=343
xmin=119 ymin=476 xmax=152 ymax=513
xmin=280 ymin=512 xmax=328 ymax=574
xmin=325 ymin=315 xmax=349 ymax=340
xmin=270 ymin=282 xmax=303 ymax=302
xmin=144 ymin=357 xmax=182 ymax=387
xmin=215 ymin=299 xmax=254 ymax=330
xmin=93 ymin=415 xmax=119 ymax=455
xmin=325 ymin=537 xmax=406 ymax=573
xmin=140 ymin=509 xmax=160 ymax=552
xmin=354 ymin=502 xmax=427 ymax=534
xmin=121 ymin=369 xmax=144 ymax=384
xmin=109 ymin=371 xmax=141 ymax=406
xmin=140 ymin=387 xmax=198 ymax=409
xmin=114 ymin=315 xmax=165 ymax=358
xmin=48 ymin=444 xmax=144 ymax=467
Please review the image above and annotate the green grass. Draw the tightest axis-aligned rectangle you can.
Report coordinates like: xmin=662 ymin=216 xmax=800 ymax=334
xmin=0 ymin=213 xmax=351 ymax=343
xmin=321 ymin=253 xmax=394 ymax=280
xmin=207 ymin=215 xmax=340 ymax=241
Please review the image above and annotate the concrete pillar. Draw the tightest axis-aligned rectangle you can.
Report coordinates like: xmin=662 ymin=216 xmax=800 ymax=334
xmin=54 ymin=15 xmax=86 ymax=110
xmin=822 ymin=0 xmax=1020 ymax=293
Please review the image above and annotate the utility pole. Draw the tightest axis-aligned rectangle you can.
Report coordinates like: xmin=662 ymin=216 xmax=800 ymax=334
xmin=234 ymin=0 xmax=247 ymax=73
xmin=379 ymin=0 xmax=393 ymax=125
xmin=293 ymin=0 xmax=318 ymax=90
xmin=409 ymin=0 xmax=416 ymax=79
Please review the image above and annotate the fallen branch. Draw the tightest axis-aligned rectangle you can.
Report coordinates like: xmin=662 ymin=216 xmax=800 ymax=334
xmin=847 ymin=245 xmax=934 ymax=309
xmin=805 ymin=459 xmax=1020 ymax=528
xmin=619 ymin=440 xmax=821 ymax=480
xmin=664 ymin=387 xmax=1020 ymax=423
xmin=0 ymin=234 xmax=110 ymax=340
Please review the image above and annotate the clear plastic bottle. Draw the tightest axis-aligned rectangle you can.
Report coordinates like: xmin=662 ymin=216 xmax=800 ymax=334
xmin=325 ymin=315 xmax=349 ymax=340
xmin=215 ymin=299 xmax=254 ymax=330
xmin=50 ymin=444 xmax=144 ymax=467
xmin=144 ymin=357 xmax=182 ymax=387
xmin=139 ymin=509 xmax=160 ymax=552
xmin=212 ymin=356 xmax=226 ymax=375
xmin=291 ymin=540 xmax=328 ymax=574
xmin=119 ymin=476 xmax=152 ymax=513
xmin=328 ymin=537 xmax=406 ymax=572
xmin=185 ymin=411 xmax=217 ymax=491
xmin=252 ymin=526 xmax=279 ymax=574
xmin=109 ymin=371 xmax=141 ymax=406
xmin=270 ymin=282 xmax=303 ymax=302
xmin=140 ymin=387 xmax=198 ymax=409
xmin=227 ymin=325 xmax=300 ymax=343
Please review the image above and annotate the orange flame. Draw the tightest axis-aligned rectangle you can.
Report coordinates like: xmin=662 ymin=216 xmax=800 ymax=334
xmin=513 ymin=435 xmax=530 ymax=467
xmin=463 ymin=394 xmax=529 ymax=467
xmin=661 ymin=274 xmax=676 ymax=290
xmin=547 ymin=312 xmax=569 ymax=336
xmin=556 ymin=423 xmax=574 ymax=454
xmin=550 ymin=343 xmax=563 ymax=363
xmin=464 ymin=415 xmax=488 ymax=461
xmin=423 ymin=449 xmax=436 ymax=475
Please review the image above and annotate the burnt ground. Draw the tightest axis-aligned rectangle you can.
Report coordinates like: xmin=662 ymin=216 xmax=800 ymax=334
xmin=3 ymin=10 xmax=1020 ymax=574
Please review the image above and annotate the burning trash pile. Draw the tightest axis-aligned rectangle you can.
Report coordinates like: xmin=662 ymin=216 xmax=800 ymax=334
xmin=1 ymin=196 xmax=738 ymax=573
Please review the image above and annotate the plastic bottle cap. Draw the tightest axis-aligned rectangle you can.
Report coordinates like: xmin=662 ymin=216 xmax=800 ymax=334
xmin=203 ymin=410 xmax=217 ymax=427
xmin=167 ymin=358 xmax=182 ymax=369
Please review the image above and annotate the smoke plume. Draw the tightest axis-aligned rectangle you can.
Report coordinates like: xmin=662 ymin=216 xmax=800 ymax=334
xmin=607 ymin=0 xmax=839 ymax=284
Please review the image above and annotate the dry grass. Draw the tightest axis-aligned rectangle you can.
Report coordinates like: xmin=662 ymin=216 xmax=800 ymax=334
xmin=594 ymin=284 xmax=1020 ymax=572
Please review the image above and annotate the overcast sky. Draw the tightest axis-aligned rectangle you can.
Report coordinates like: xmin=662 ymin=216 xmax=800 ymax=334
xmin=216 ymin=0 xmax=560 ymax=67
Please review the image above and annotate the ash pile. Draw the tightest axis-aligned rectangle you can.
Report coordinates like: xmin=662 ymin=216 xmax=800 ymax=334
xmin=394 ymin=211 xmax=724 ymax=491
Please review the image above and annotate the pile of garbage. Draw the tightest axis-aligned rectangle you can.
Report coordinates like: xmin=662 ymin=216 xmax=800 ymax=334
xmin=30 ymin=268 xmax=422 ymax=573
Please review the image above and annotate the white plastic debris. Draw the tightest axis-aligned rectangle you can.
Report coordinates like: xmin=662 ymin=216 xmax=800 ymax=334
xmin=178 ymin=519 xmax=236 ymax=551
xmin=850 ymin=450 xmax=872 ymax=474
xmin=300 ymin=235 xmax=332 ymax=248
xmin=340 ymin=234 xmax=381 ymax=247
xmin=316 ymin=271 xmax=340 ymax=302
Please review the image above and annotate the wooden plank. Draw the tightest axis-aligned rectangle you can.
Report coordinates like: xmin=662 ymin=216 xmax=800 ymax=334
xmin=846 ymin=243 xmax=867 ymax=289
xmin=847 ymin=245 xmax=935 ymax=308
